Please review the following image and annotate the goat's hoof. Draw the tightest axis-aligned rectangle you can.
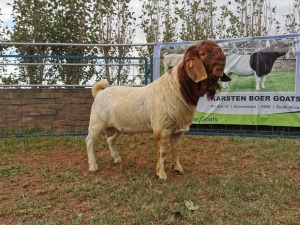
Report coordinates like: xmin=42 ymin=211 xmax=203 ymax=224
xmin=175 ymin=171 xmax=184 ymax=176
xmin=173 ymin=165 xmax=184 ymax=175
xmin=113 ymin=157 xmax=122 ymax=164
xmin=156 ymin=172 xmax=167 ymax=180
xmin=89 ymin=163 xmax=98 ymax=172
xmin=174 ymin=169 xmax=184 ymax=175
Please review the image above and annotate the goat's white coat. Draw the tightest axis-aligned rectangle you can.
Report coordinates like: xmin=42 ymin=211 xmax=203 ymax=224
xmin=91 ymin=66 xmax=194 ymax=134
xmin=86 ymin=64 xmax=195 ymax=179
xmin=86 ymin=40 xmax=227 ymax=180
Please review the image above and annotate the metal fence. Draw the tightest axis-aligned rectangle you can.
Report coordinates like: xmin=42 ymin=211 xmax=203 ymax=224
xmin=0 ymin=42 xmax=152 ymax=86
xmin=189 ymin=124 xmax=300 ymax=138
xmin=0 ymin=42 xmax=153 ymax=137
xmin=1 ymin=41 xmax=299 ymax=138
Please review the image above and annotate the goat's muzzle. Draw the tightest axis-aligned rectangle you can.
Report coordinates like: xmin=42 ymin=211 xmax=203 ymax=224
xmin=210 ymin=64 xmax=231 ymax=82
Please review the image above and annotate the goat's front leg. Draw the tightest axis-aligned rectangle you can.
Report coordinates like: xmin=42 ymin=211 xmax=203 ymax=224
xmin=170 ymin=132 xmax=184 ymax=174
xmin=154 ymin=130 xmax=171 ymax=180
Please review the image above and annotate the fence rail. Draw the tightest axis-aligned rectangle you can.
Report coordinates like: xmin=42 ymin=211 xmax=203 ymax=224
xmin=0 ymin=42 xmax=154 ymax=137
xmin=0 ymin=53 xmax=151 ymax=86
xmin=1 ymin=40 xmax=299 ymax=138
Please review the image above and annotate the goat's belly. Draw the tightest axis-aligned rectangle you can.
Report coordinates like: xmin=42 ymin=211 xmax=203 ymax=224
xmin=113 ymin=122 xmax=152 ymax=134
xmin=108 ymin=113 xmax=152 ymax=134
xmin=119 ymin=127 xmax=152 ymax=134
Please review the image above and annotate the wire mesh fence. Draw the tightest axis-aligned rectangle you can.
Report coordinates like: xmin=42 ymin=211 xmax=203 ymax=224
xmin=189 ymin=124 xmax=300 ymax=138
xmin=0 ymin=42 xmax=152 ymax=137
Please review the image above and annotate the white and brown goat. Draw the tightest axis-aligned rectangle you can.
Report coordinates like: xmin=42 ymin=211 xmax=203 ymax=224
xmin=86 ymin=40 xmax=230 ymax=180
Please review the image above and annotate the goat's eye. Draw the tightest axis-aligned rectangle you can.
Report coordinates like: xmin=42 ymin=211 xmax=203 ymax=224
xmin=199 ymin=52 xmax=206 ymax=56
xmin=217 ymin=66 xmax=224 ymax=72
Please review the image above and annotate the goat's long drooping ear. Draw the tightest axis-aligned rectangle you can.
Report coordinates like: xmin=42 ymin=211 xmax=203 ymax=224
xmin=184 ymin=47 xmax=207 ymax=83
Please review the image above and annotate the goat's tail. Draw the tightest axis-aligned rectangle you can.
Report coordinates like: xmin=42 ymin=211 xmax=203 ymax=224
xmin=92 ymin=81 xmax=109 ymax=98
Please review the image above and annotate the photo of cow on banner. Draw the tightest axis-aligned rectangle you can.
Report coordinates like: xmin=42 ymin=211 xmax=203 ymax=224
xmin=156 ymin=34 xmax=299 ymax=127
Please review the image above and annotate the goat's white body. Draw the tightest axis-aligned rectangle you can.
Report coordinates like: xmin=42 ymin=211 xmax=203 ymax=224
xmin=92 ymin=86 xmax=153 ymax=134
xmin=86 ymin=40 xmax=227 ymax=180
xmin=87 ymin=65 xmax=195 ymax=179
xmin=91 ymin=67 xmax=195 ymax=134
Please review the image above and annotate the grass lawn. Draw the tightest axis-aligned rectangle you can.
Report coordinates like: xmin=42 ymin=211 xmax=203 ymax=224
xmin=221 ymin=71 xmax=295 ymax=93
xmin=0 ymin=134 xmax=299 ymax=224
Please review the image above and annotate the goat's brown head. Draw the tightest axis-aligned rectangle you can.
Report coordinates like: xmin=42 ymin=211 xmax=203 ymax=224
xmin=183 ymin=40 xmax=229 ymax=82
xmin=178 ymin=40 xmax=230 ymax=105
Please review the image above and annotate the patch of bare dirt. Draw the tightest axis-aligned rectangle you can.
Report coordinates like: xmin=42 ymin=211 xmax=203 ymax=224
xmin=1 ymin=134 xmax=299 ymax=224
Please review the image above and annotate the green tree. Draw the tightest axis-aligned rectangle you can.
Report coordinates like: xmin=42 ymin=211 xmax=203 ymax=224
xmin=89 ymin=0 xmax=117 ymax=84
xmin=113 ymin=1 xmax=137 ymax=84
xmin=0 ymin=6 xmax=14 ymax=84
xmin=139 ymin=0 xmax=162 ymax=56
xmin=283 ymin=0 xmax=300 ymax=33
xmin=87 ymin=0 xmax=136 ymax=84
xmin=47 ymin=0 xmax=91 ymax=85
xmin=229 ymin=0 xmax=279 ymax=37
xmin=162 ymin=0 xmax=178 ymax=42
xmin=11 ymin=0 xmax=50 ymax=84
xmin=216 ymin=3 xmax=243 ymax=39
xmin=10 ymin=0 xmax=136 ymax=85
xmin=175 ymin=0 xmax=217 ymax=41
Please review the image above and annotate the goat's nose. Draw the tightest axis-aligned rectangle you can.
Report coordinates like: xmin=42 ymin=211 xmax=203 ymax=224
xmin=212 ymin=66 xmax=224 ymax=77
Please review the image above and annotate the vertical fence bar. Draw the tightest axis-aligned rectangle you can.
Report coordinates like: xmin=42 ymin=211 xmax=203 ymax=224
xmin=144 ymin=57 xmax=148 ymax=85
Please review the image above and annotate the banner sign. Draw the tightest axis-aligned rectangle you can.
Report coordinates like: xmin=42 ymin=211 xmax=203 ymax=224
xmin=154 ymin=34 xmax=300 ymax=127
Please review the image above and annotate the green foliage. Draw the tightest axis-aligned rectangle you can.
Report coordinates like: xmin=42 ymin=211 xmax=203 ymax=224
xmin=9 ymin=0 xmax=137 ymax=85
xmin=175 ymin=0 xmax=217 ymax=41
xmin=1 ymin=0 xmax=300 ymax=85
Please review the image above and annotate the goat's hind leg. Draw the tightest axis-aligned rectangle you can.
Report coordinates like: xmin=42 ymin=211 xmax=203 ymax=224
xmin=170 ymin=132 xmax=184 ymax=174
xmin=106 ymin=128 xmax=122 ymax=164
xmin=86 ymin=123 xmax=104 ymax=172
